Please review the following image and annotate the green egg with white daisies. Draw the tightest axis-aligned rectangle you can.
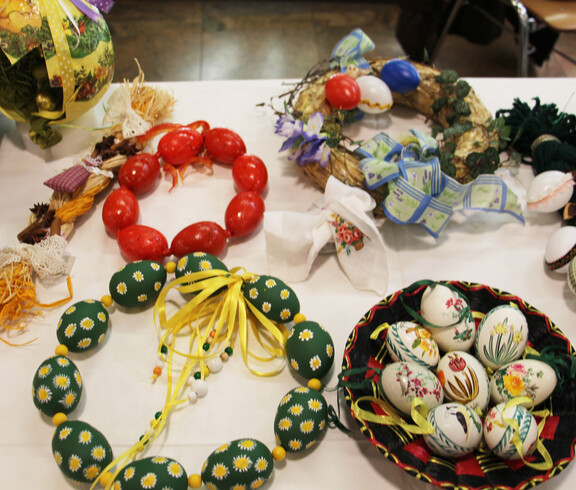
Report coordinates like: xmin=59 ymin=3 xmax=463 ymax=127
xmin=274 ymin=387 xmax=328 ymax=453
xmin=242 ymin=274 xmax=300 ymax=323
xmin=32 ymin=355 xmax=82 ymax=416
xmin=56 ymin=299 xmax=109 ymax=353
xmin=51 ymin=420 xmax=113 ymax=484
xmin=114 ymin=456 xmax=188 ymax=489
xmin=286 ymin=320 xmax=335 ymax=380
xmin=175 ymin=252 xmax=229 ymax=294
xmin=109 ymin=260 xmax=167 ymax=308
xmin=201 ymin=438 xmax=274 ymax=490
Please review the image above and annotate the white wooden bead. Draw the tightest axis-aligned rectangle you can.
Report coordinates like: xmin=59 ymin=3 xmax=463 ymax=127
xmin=207 ymin=357 xmax=223 ymax=374
xmin=191 ymin=379 xmax=208 ymax=398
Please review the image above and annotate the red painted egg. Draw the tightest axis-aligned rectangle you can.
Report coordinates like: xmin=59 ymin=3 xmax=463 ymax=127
xmin=157 ymin=127 xmax=203 ymax=166
xmin=232 ymin=154 xmax=268 ymax=194
xmin=170 ymin=221 xmax=229 ymax=257
xmin=225 ymin=191 xmax=265 ymax=237
xmin=204 ymin=128 xmax=246 ymax=164
xmin=117 ymin=224 xmax=170 ymax=262
xmin=324 ymin=73 xmax=361 ymax=111
xmin=102 ymin=187 xmax=139 ymax=236
xmin=117 ymin=153 xmax=160 ymax=195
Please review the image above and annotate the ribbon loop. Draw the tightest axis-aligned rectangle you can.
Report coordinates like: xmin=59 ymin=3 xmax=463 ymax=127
xmin=329 ymin=28 xmax=375 ymax=72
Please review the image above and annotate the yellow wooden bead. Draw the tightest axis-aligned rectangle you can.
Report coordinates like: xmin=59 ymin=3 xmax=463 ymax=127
xmin=165 ymin=261 xmax=177 ymax=274
xmin=293 ymin=313 xmax=306 ymax=324
xmin=307 ymin=378 xmax=322 ymax=391
xmin=98 ymin=471 xmax=114 ymax=487
xmin=52 ymin=412 xmax=67 ymax=426
xmin=101 ymin=294 xmax=113 ymax=307
xmin=188 ymin=474 xmax=202 ymax=488
xmin=272 ymin=446 xmax=286 ymax=461
xmin=54 ymin=344 xmax=69 ymax=357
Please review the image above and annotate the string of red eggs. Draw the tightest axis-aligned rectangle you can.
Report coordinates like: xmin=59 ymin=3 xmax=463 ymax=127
xmin=102 ymin=122 xmax=268 ymax=263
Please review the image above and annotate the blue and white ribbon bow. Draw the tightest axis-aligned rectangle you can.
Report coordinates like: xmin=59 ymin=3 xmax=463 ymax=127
xmin=264 ymin=176 xmax=388 ymax=294
xmin=358 ymin=130 xmax=525 ymax=237
xmin=330 ymin=28 xmax=375 ymax=72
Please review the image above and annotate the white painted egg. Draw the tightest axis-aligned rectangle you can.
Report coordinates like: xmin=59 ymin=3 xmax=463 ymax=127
xmin=484 ymin=403 xmax=538 ymax=460
xmin=386 ymin=321 xmax=440 ymax=369
xmin=436 ymin=351 xmax=490 ymax=413
xmin=355 ymin=75 xmax=393 ymax=114
xmin=569 ymin=257 xmax=576 ymax=295
xmin=379 ymin=361 xmax=444 ymax=416
xmin=490 ymin=359 xmax=557 ymax=407
xmin=420 ymin=283 xmax=469 ymax=328
xmin=544 ymin=226 xmax=576 ymax=273
xmin=427 ymin=309 xmax=476 ymax=353
xmin=475 ymin=304 xmax=528 ymax=370
xmin=423 ymin=403 xmax=483 ymax=458
xmin=526 ymin=170 xmax=574 ymax=212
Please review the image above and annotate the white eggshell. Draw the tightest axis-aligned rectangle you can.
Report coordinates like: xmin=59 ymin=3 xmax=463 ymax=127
xmin=423 ymin=403 xmax=483 ymax=457
xmin=379 ymin=361 xmax=444 ymax=416
xmin=484 ymin=403 xmax=538 ymax=460
xmin=474 ymin=304 xmax=528 ymax=370
xmin=490 ymin=359 xmax=557 ymax=407
xmin=544 ymin=226 xmax=576 ymax=273
xmin=420 ymin=283 xmax=469 ymax=328
xmin=569 ymin=257 xmax=576 ymax=295
xmin=386 ymin=321 xmax=440 ymax=369
xmin=427 ymin=309 xmax=476 ymax=353
xmin=356 ymin=75 xmax=393 ymax=114
xmin=436 ymin=351 xmax=490 ymax=413
xmin=526 ymin=170 xmax=574 ymax=212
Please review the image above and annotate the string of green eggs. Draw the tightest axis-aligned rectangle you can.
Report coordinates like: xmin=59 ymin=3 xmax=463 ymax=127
xmin=31 ymin=252 xmax=337 ymax=489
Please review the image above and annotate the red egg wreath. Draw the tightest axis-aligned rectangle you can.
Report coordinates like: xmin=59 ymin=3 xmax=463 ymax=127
xmin=102 ymin=122 xmax=269 ymax=263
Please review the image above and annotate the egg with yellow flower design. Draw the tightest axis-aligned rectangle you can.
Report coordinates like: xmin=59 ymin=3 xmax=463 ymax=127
xmin=109 ymin=260 xmax=167 ymax=308
xmin=474 ymin=304 xmax=528 ymax=370
xmin=274 ymin=387 xmax=328 ymax=453
xmin=201 ymin=438 xmax=274 ymax=490
xmin=386 ymin=321 xmax=439 ymax=369
xmin=113 ymin=456 xmax=188 ymax=489
xmin=56 ymin=299 xmax=109 ymax=353
xmin=286 ymin=320 xmax=334 ymax=380
xmin=51 ymin=420 xmax=113 ymax=484
xmin=242 ymin=274 xmax=300 ymax=323
xmin=32 ymin=355 xmax=82 ymax=416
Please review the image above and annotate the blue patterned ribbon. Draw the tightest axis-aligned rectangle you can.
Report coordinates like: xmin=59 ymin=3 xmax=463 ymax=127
xmin=329 ymin=28 xmax=375 ymax=72
xmin=358 ymin=130 xmax=525 ymax=237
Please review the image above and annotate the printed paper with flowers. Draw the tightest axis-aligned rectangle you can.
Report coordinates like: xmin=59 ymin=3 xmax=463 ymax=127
xmin=358 ymin=129 xmax=524 ymax=237
xmin=327 ymin=212 xmax=367 ymax=255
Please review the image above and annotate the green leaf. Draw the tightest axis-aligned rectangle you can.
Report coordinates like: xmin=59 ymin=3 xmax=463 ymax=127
xmin=436 ymin=70 xmax=459 ymax=84
xmin=455 ymin=80 xmax=471 ymax=98
xmin=432 ymin=97 xmax=448 ymax=113
xmin=453 ymin=99 xmax=471 ymax=116
xmin=444 ymin=121 xmax=473 ymax=139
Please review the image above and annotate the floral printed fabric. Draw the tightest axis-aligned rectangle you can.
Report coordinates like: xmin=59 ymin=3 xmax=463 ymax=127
xmin=264 ymin=176 xmax=388 ymax=294
xmin=359 ymin=130 xmax=525 ymax=237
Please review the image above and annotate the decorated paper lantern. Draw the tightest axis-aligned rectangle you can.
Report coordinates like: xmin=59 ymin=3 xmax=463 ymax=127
xmin=0 ymin=0 xmax=114 ymax=148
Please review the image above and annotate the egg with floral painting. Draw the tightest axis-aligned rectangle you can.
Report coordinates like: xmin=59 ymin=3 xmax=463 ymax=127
xmin=484 ymin=403 xmax=538 ymax=460
xmin=423 ymin=403 xmax=483 ymax=457
xmin=386 ymin=321 xmax=439 ymax=369
xmin=436 ymin=351 xmax=490 ymax=413
xmin=175 ymin=252 xmax=228 ymax=283
xmin=489 ymin=359 xmax=557 ymax=407
xmin=274 ymin=387 xmax=328 ymax=453
xmin=32 ymin=355 xmax=82 ymax=416
xmin=56 ymin=299 xmax=109 ymax=353
xmin=114 ymin=456 xmax=188 ymax=489
xmin=474 ymin=304 xmax=528 ymax=370
xmin=427 ymin=309 xmax=476 ymax=353
xmin=379 ymin=361 xmax=444 ymax=416
xmin=286 ymin=320 xmax=334 ymax=380
xmin=51 ymin=420 xmax=113 ymax=484
xmin=242 ymin=274 xmax=300 ymax=323
xmin=420 ymin=282 xmax=470 ymax=328
xmin=109 ymin=260 xmax=167 ymax=308
xmin=201 ymin=438 xmax=274 ymax=489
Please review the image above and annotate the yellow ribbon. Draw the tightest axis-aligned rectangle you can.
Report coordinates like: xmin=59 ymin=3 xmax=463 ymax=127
xmin=352 ymin=395 xmax=435 ymax=435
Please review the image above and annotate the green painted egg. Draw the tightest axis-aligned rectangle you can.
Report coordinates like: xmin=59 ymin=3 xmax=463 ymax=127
xmin=201 ymin=438 xmax=274 ymax=490
xmin=175 ymin=252 xmax=229 ymax=294
xmin=242 ymin=275 xmax=300 ymax=323
xmin=109 ymin=260 xmax=167 ymax=308
xmin=286 ymin=321 xmax=335 ymax=380
xmin=56 ymin=300 xmax=110 ymax=353
xmin=113 ymin=456 xmax=188 ymax=489
xmin=52 ymin=420 xmax=113 ymax=484
xmin=274 ymin=387 xmax=328 ymax=453
xmin=32 ymin=356 xmax=82 ymax=416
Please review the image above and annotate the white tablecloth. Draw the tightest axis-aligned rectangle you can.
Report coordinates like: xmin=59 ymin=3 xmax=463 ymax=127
xmin=1 ymin=78 xmax=575 ymax=490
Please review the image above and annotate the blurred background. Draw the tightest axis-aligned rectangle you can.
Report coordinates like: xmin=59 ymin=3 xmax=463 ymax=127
xmin=105 ymin=0 xmax=576 ymax=82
